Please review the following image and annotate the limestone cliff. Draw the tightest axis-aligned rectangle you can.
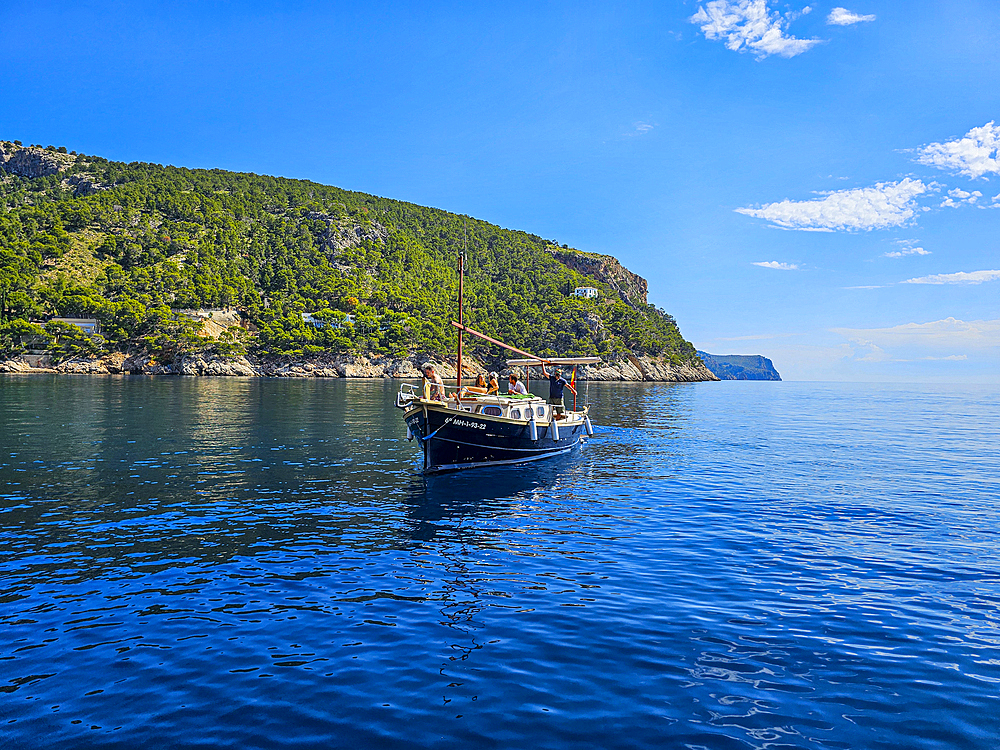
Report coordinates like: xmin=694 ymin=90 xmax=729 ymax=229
xmin=546 ymin=248 xmax=648 ymax=308
xmin=0 ymin=144 xmax=76 ymax=179
xmin=1 ymin=351 xmax=717 ymax=381
xmin=306 ymin=211 xmax=390 ymax=253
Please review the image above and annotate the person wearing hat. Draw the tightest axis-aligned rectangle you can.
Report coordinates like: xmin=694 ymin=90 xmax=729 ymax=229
xmin=540 ymin=362 xmax=576 ymax=415
xmin=421 ymin=363 xmax=445 ymax=401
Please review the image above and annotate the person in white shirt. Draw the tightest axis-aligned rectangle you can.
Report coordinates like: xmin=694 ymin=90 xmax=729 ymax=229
xmin=507 ymin=374 xmax=527 ymax=396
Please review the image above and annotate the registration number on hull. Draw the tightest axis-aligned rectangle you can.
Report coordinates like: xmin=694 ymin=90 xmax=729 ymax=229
xmin=450 ymin=418 xmax=486 ymax=430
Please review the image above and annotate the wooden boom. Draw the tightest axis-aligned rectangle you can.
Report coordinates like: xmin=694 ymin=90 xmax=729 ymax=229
xmin=450 ymin=322 xmax=552 ymax=363
xmin=506 ymin=357 xmax=601 ymax=366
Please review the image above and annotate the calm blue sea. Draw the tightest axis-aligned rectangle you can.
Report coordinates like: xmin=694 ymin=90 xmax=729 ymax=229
xmin=1 ymin=376 xmax=999 ymax=749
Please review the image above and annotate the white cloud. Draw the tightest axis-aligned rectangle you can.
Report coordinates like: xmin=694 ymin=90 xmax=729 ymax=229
xmin=827 ymin=7 xmax=876 ymax=25
xmin=915 ymin=121 xmax=1000 ymax=179
xmin=940 ymin=187 xmax=983 ymax=208
xmin=884 ymin=239 xmax=930 ymax=258
xmin=690 ymin=0 xmax=822 ymax=59
xmin=753 ymin=260 xmax=799 ymax=269
xmin=847 ymin=338 xmax=891 ymax=362
xmin=634 ymin=122 xmax=654 ymax=134
xmin=736 ymin=178 xmax=929 ymax=231
xmin=832 ymin=318 xmax=1000 ymax=351
xmin=902 ymin=269 xmax=1000 ymax=285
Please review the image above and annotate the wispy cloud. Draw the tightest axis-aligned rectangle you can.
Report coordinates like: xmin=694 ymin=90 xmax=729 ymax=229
xmin=633 ymin=122 xmax=654 ymax=134
xmin=902 ymin=269 xmax=1000 ymax=285
xmin=846 ymin=338 xmax=891 ymax=362
xmin=753 ymin=260 xmax=799 ymax=270
xmin=884 ymin=239 xmax=930 ymax=258
xmin=940 ymin=187 xmax=983 ymax=207
xmin=690 ymin=0 xmax=821 ymax=59
xmin=915 ymin=121 xmax=1000 ymax=179
xmin=826 ymin=7 xmax=876 ymax=25
xmin=832 ymin=317 xmax=1000 ymax=350
xmin=736 ymin=178 xmax=929 ymax=231
xmin=712 ymin=332 xmax=798 ymax=341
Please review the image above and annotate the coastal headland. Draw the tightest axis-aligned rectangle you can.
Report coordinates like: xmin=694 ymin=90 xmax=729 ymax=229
xmin=1 ymin=142 xmax=717 ymax=382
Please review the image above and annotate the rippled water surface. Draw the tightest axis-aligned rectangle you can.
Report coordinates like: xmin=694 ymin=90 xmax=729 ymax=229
xmin=2 ymin=376 xmax=999 ymax=748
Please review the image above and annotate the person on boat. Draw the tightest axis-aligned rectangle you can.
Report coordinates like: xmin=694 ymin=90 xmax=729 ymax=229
xmin=540 ymin=363 xmax=576 ymax=415
xmin=507 ymin=373 xmax=528 ymax=396
xmin=487 ymin=372 xmax=500 ymax=395
xmin=422 ymin=363 xmax=445 ymax=401
xmin=461 ymin=373 xmax=488 ymax=397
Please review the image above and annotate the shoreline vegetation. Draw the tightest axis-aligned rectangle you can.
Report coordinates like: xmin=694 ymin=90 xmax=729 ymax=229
xmin=0 ymin=142 xmax=716 ymax=382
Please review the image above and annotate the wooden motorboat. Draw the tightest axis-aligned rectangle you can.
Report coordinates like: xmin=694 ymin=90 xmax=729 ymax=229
xmin=395 ymin=233 xmax=598 ymax=473
xmin=396 ymin=352 xmax=598 ymax=474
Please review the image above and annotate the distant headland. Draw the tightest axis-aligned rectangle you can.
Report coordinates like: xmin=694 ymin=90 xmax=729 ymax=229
xmin=696 ymin=351 xmax=781 ymax=381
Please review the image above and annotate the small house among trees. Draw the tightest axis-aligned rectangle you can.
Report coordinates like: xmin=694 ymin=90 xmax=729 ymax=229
xmin=302 ymin=312 xmax=355 ymax=330
xmin=50 ymin=318 xmax=101 ymax=334
xmin=572 ymin=287 xmax=599 ymax=299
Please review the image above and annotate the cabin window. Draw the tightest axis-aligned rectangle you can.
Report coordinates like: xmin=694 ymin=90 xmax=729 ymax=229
xmin=480 ymin=406 xmax=502 ymax=417
xmin=536 ymin=407 xmax=546 ymax=418
xmin=510 ymin=408 xmax=521 ymax=420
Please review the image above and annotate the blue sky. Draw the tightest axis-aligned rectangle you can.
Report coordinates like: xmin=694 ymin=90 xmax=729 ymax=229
xmin=2 ymin=1 xmax=998 ymax=381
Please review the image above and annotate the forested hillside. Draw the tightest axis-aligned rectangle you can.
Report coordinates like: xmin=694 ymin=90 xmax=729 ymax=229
xmin=0 ymin=142 xmax=700 ymax=366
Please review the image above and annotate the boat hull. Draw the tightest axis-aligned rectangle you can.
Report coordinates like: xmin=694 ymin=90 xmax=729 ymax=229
xmin=403 ymin=404 xmax=585 ymax=473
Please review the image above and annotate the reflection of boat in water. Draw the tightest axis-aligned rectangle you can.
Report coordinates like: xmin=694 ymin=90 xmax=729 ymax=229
xmin=395 ymin=239 xmax=598 ymax=474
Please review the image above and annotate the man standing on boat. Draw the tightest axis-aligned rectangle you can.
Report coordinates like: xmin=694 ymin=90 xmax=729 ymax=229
xmin=541 ymin=363 xmax=576 ymax=416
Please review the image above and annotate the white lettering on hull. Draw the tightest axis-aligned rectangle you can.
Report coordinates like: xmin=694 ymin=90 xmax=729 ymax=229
xmin=450 ymin=418 xmax=486 ymax=430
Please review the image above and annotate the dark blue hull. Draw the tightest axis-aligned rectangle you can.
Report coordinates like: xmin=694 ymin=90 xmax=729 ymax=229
xmin=403 ymin=405 xmax=585 ymax=473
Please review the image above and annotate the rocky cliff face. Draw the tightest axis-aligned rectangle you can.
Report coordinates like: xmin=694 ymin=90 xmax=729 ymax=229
xmin=547 ymin=248 xmax=648 ymax=308
xmin=1 ymin=351 xmax=717 ymax=381
xmin=586 ymin=355 xmax=718 ymax=382
xmin=306 ymin=212 xmax=390 ymax=252
xmin=0 ymin=144 xmax=76 ymax=179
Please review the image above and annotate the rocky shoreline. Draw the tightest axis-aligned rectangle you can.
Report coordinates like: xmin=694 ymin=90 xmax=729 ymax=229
xmin=0 ymin=351 xmax=719 ymax=382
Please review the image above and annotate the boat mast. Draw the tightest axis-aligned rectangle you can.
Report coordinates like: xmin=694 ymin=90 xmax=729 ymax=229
xmin=457 ymin=219 xmax=465 ymax=392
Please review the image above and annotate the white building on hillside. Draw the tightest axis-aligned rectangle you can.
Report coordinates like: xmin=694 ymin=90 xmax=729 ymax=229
xmin=573 ymin=287 xmax=599 ymax=299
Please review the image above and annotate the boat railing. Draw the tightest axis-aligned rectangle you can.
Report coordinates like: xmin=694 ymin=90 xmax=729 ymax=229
xmin=396 ymin=382 xmax=421 ymax=409
xmin=398 ymin=381 xmax=588 ymax=424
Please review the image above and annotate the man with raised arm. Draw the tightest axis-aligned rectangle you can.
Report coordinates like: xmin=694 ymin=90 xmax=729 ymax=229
xmin=540 ymin=362 xmax=576 ymax=416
